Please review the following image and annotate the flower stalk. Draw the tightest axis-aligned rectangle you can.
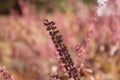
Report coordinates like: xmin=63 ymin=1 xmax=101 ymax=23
xmin=44 ymin=19 xmax=80 ymax=80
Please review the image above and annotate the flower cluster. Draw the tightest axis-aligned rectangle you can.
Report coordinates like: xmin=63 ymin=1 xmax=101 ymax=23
xmin=51 ymin=74 xmax=62 ymax=80
xmin=0 ymin=66 xmax=15 ymax=80
xmin=44 ymin=19 xmax=80 ymax=80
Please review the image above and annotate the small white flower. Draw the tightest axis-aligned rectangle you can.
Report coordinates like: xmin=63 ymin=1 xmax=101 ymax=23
xmin=51 ymin=65 xmax=58 ymax=73
xmin=97 ymin=0 xmax=109 ymax=16
xmin=97 ymin=0 xmax=108 ymax=4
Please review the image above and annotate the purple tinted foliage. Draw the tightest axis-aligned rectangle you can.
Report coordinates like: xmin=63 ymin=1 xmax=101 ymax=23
xmin=0 ymin=66 xmax=15 ymax=80
xmin=44 ymin=19 xmax=80 ymax=80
